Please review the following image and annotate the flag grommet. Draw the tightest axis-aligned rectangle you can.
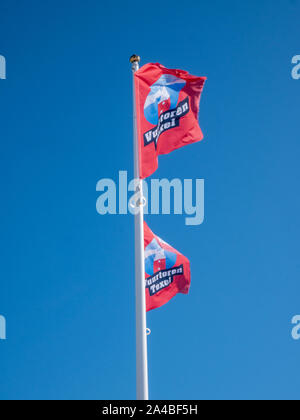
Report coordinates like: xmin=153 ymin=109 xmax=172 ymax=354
xmin=129 ymin=195 xmax=147 ymax=209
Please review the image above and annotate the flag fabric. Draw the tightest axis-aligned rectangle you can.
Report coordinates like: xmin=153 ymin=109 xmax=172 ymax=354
xmin=134 ymin=63 xmax=206 ymax=179
xmin=144 ymin=221 xmax=191 ymax=312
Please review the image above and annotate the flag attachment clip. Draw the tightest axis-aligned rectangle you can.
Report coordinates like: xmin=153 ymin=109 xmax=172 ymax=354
xmin=129 ymin=195 xmax=147 ymax=209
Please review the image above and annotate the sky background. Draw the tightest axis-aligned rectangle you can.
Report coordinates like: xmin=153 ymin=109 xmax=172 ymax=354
xmin=0 ymin=0 xmax=299 ymax=400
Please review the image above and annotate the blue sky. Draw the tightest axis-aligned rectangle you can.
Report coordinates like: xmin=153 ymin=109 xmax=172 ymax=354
xmin=0 ymin=0 xmax=299 ymax=400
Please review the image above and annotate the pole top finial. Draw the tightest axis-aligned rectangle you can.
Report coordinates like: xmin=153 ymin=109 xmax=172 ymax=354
xmin=129 ymin=54 xmax=140 ymax=64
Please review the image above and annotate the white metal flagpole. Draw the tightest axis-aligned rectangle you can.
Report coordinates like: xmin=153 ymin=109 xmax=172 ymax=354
xmin=130 ymin=54 xmax=149 ymax=400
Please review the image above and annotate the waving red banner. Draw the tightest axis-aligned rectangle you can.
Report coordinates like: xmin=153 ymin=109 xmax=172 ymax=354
xmin=135 ymin=63 xmax=206 ymax=179
xmin=144 ymin=222 xmax=191 ymax=312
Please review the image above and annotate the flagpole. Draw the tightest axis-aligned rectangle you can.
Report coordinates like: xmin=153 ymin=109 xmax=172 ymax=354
xmin=130 ymin=54 xmax=149 ymax=400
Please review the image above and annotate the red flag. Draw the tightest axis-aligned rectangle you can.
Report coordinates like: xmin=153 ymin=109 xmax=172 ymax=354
xmin=144 ymin=221 xmax=191 ymax=311
xmin=135 ymin=63 xmax=206 ymax=179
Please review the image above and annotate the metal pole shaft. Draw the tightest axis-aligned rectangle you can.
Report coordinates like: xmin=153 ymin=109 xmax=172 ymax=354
xmin=130 ymin=54 xmax=149 ymax=400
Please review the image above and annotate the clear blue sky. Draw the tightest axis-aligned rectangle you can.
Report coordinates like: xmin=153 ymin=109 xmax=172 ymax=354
xmin=0 ymin=0 xmax=299 ymax=400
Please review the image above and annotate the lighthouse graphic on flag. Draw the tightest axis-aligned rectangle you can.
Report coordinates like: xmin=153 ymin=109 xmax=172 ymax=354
xmin=143 ymin=74 xmax=186 ymax=127
xmin=144 ymin=222 xmax=191 ymax=312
